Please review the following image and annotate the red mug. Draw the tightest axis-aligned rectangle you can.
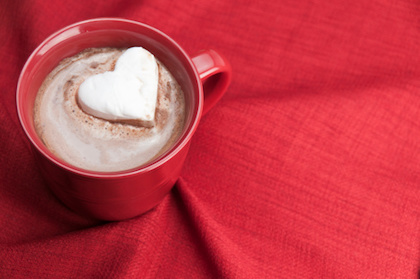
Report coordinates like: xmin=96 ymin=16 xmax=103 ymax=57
xmin=16 ymin=18 xmax=231 ymax=221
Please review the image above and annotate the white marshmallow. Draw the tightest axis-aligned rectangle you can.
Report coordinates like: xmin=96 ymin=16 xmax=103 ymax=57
xmin=77 ymin=47 xmax=159 ymax=123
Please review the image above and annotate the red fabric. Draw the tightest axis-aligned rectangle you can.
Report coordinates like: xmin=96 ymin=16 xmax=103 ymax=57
xmin=1 ymin=0 xmax=420 ymax=278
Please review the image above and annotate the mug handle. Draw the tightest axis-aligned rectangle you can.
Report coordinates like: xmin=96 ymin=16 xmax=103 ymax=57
xmin=192 ymin=50 xmax=232 ymax=115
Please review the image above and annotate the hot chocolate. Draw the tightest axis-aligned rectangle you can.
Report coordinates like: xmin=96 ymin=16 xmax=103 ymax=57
xmin=34 ymin=47 xmax=186 ymax=172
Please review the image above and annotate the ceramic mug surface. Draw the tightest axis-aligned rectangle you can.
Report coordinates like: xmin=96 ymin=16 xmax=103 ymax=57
xmin=16 ymin=18 xmax=231 ymax=220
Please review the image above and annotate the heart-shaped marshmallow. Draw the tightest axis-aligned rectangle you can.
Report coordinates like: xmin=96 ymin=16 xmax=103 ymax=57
xmin=77 ymin=47 xmax=159 ymax=126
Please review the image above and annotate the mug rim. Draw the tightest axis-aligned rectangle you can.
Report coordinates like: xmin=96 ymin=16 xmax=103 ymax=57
xmin=16 ymin=17 xmax=203 ymax=178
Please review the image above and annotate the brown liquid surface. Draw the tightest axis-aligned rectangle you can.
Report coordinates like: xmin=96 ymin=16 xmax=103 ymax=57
xmin=34 ymin=47 xmax=185 ymax=172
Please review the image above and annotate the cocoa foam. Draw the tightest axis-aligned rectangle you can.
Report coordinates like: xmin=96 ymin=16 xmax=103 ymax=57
xmin=34 ymin=47 xmax=185 ymax=172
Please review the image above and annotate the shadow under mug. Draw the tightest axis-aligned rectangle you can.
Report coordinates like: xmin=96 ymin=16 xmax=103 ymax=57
xmin=16 ymin=18 xmax=232 ymax=221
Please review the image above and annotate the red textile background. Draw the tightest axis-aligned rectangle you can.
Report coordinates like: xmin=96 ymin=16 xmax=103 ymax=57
xmin=1 ymin=0 xmax=420 ymax=278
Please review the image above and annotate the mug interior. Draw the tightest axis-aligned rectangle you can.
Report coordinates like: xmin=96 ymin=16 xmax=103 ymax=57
xmin=17 ymin=18 xmax=202 ymax=176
